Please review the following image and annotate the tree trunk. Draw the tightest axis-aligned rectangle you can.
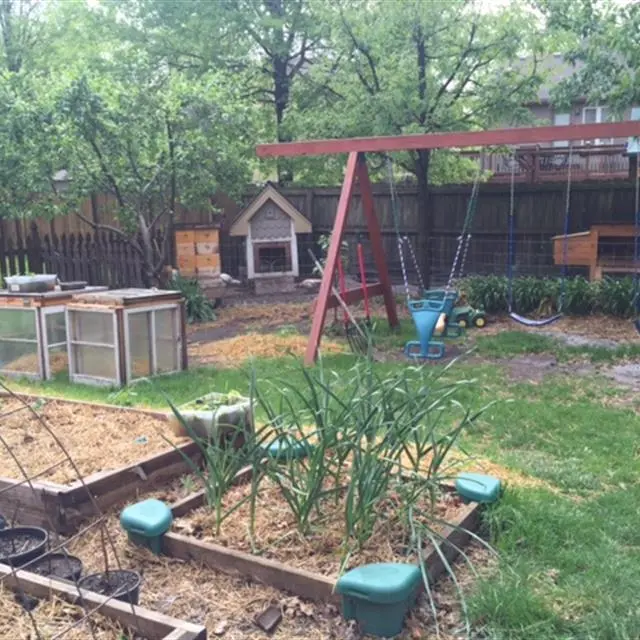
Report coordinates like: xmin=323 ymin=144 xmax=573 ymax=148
xmin=414 ymin=149 xmax=432 ymax=289
xmin=137 ymin=212 xmax=155 ymax=287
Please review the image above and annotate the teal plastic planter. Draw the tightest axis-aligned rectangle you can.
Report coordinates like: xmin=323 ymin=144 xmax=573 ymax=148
xmin=455 ymin=472 xmax=501 ymax=504
xmin=336 ymin=563 xmax=422 ymax=638
xmin=264 ymin=436 xmax=312 ymax=461
xmin=120 ymin=499 xmax=173 ymax=555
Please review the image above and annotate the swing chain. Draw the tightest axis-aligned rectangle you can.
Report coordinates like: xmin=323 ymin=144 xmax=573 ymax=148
xmin=447 ymin=166 xmax=481 ymax=289
xmin=397 ymin=237 xmax=412 ymax=301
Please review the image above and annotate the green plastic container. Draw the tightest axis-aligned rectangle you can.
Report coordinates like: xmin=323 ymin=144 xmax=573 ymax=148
xmin=336 ymin=563 xmax=422 ymax=637
xmin=264 ymin=436 xmax=313 ymax=461
xmin=455 ymin=472 xmax=501 ymax=503
xmin=120 ymin=499 xmax=173 ymax=555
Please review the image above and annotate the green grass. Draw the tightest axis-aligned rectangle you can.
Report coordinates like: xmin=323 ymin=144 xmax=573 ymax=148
xmin=475 ymin=330 xmax=640 ymax=363
xmin=3 ymin=326 xmax=640 ymax=639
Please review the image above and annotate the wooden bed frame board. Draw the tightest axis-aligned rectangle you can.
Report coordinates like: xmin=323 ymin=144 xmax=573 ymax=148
xmin=0 ymin=563 xmax=206 ymax=639
xmin=163 ymin=476 xmax=483 ymax=605
xmin=0 ymin=394 xmax=202 ymax=533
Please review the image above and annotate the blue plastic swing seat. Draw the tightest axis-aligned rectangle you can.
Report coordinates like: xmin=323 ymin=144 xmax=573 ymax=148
xmin=405 ymin=298 xmax=447 ymax=360
xmin=509 ymin=311 xmax=563 ymax=328
xmin=422 ymin=289 xmax=463 ymax=337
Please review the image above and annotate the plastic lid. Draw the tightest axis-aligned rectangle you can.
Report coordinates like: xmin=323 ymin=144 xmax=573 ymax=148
xmin=336 ymin=563 xmax=422 ymax=604
xmin=120 ymin=499 xmax=173 ymax=537
xmin=455 ymin=472 xmax=501 ymax=503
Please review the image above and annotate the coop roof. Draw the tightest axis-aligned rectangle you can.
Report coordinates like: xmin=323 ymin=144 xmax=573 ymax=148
xmin=229 ymin=183 xmax=312 ymax=237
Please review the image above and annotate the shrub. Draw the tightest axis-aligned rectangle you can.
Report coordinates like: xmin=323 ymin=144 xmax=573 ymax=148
xmin=461 ymin=275 xmax=509 ymax=314
xmin=595 ymin=277 xmax=637 ymax=318
xmin=562 ymin=276 xmax=597 ymax=315
xmin=460 ymin=275 xmax=637 ymax=318
xmin=167 ymin=274 xmax=215 ymax=323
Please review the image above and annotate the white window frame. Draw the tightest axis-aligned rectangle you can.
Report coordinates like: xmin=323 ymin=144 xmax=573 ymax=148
xmin=582 ymin=106 xmax=614 ymax=145
xmin=41 ymin=305 xmax=67 ymax=380
xmin=66 ymin=308 xmax=121 ymax=387
xmin=0 ymin=307 xmax=42 ymax=380
xmin=552 ymin=112 xmax=570 ymax=147
xmin=247 ymin=218 xmax=298 ymax=280
xmin=123 ymin=304 xmax=182 ymax=384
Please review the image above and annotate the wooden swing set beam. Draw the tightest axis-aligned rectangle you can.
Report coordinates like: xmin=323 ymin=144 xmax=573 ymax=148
xmin=257 ymin=120 xmax=640 ymax=158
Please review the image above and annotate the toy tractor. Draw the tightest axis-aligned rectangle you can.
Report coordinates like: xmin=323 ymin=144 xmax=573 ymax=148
xmin=449 ymin=303 xmax=486 ymax=329
xmin=423 ymin=289 xmax=487 ymax=333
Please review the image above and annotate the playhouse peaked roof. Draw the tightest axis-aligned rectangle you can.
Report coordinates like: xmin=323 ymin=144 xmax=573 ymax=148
xmin=229 ymin=183 xmax=312 ymax=237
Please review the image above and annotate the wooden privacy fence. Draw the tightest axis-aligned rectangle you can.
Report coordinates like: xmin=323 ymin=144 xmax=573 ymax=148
xmin=1 ymin=179 xmax=638 ymax=287
xmin=0 ymin=223 xmax=166 ymax=288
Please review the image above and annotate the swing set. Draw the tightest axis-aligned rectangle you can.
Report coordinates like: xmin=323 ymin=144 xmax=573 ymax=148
xmin=256 ymin=120 xmax=640 ymax=365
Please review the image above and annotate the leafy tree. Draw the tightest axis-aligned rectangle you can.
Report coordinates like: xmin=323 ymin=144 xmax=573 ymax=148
xmin=538 ymin=0 xmax=640 ymax=113
xmin=295 ymin=0 xmax=544 ymax=284
xmin=115 ymin=0 xmax=326 ymax=184
xmin=53 ymin=56 xmax=253 ymax=285
xmin=0 ymin=0 xmax=43 ymax=72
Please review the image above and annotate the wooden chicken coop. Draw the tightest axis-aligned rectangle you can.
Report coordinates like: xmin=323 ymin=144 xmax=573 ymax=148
xmin=65 ymin=288 xmax=187 ymax=386
xmin=552 ymin=224 xmax=640 ymax=281
xmin=0 ymin=287 xmax=107 ymax=380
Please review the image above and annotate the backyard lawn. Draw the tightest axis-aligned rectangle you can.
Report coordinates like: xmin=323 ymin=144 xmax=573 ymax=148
xmin=4 ymin=307 xmax=640 ymax=640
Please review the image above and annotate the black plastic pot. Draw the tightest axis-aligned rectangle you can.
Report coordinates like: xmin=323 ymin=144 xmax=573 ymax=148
xmin=28 ymin=553 xmax=83 ymax=582
xmin=0 ymin=527 xmax=48 ymax=567
xmin=78 ymin=570 xmax=141 ymax=605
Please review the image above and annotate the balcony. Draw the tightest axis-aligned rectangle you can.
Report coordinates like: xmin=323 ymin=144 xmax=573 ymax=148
xmin=465 ymin=145 xmax=631 ymax=183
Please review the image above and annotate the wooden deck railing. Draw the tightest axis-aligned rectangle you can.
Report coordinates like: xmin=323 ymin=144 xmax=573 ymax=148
xmin=464 ymin=144 xmax=631 ymax=183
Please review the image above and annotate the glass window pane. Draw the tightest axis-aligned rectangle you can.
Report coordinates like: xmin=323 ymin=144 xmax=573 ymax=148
xmin=553 ymin=113 xmax=570 ymax=126
xmin=0 ymin=340 xmax=40 ymax=375
xmin=0 ymin=308 xmax=38 ymax=341
xmin=47 ymin=344 xmax=68 ymax=376
xmin=583 ymin=107 xmax=597 ymax=124
xmin=70 ymin=310 xmax=114 ymax=345
xmin=155 ymin=308 xmax=178 ymax=373
xmin=71 ymin=344 xmax=116 ymax=380
xmin=45 ymin=311 xmax=66 ymax=346
xmin=128 ymin=311 xmax=152 ymax=379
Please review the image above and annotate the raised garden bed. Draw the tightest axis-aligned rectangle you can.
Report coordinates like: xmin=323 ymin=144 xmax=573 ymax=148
xmin=162 ymin=470 xmax=483 ymax=606
xmin=0 ymin=563 xmax=206 ymax=639
xmin=0 ymin=394 xmax=202 ymax=533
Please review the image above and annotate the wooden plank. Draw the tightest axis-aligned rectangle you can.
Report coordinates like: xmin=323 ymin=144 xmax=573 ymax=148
xmin=324 ymin=283 xmax=385 ymax=310
xmin=169 ymin=465 xmax=254 ymax=518
xmin=0 ymin=564 xmax=206 ymax=640
xmin=62 ymin=441 xmax=201 ymax=505
xmin=256 ymin=121 xmax=640 ymax=158
xmin=421 ymin=502 xmax=482 ymax=584
xmin=163 ymin=532 xmax=339 ymax=604
xmin=305 ymin=151 xmax=360 ymax=365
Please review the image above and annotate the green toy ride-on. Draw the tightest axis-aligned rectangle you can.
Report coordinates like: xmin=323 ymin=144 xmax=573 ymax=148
xmin=423 ymin=289 xmax=487 ymax=331
xmin=448 ymin=303 xmax=486 ymax=329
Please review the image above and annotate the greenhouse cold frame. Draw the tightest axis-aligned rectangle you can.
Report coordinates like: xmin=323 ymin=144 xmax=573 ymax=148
xmin=65 ymin=288 xmax=187 ymax=387
xmin=0 ymin=287 xmax=107 ymax=380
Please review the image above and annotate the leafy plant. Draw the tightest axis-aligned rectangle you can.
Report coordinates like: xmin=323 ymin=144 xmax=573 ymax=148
xmin=460 ymin=275 xmax=638 ymax=319
xmin=167 ymin=274 xmax=215 ymax=324
xmin=595 ymin=277 xmax=637 ymax=318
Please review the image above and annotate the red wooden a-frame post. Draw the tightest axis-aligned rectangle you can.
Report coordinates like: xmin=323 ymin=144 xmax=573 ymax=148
xmin=300 ymin=152 xmax=399 ymax=364
xmin=256 ymin=120 xmax=640 ymax=364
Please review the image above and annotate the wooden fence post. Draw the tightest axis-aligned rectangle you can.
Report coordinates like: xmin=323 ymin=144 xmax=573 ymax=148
xmin=26 ymin=222 xmax=43 ymax=274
